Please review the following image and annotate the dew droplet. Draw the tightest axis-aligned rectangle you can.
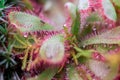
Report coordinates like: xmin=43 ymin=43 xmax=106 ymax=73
xmin=64 ymin=24 xmax=67 ymax=27
xmin=103 ymin=44 xmax=107 ymax=48
xmin=23 ymin=33 xmax=28 ymax=38
xmin=83 ymin=45 xmax=86 ymax=48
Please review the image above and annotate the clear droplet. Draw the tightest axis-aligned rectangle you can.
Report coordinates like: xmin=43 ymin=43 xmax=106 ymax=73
xmin=23 ymin=33 xmax=28 ymax=38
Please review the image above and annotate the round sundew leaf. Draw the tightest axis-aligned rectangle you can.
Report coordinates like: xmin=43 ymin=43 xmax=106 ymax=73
xmin=78 ymin=0 xmax=89 ymax=10
xmin=89 ymin=60 xmax=118 ymax=80
xmin=39 ymin=34 xmax=65 ymax=64
xmin=102 ymin=0 xmax=117 ymax=21
xmin=80 ymin=26 xmax=120 ymax=46
xmin=8 ymin=11 xmax=54 ymax=33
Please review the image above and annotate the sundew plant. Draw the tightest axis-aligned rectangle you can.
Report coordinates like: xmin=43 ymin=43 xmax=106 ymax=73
xmin=0 ymin=0 xmax=120 ymax=80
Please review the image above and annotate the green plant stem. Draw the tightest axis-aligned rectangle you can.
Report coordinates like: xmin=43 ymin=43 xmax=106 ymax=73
xmin=22 ymin=47 xmax=30 ymax=70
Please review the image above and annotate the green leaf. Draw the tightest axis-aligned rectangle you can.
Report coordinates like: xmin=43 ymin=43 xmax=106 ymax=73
xmin=79 ymin=25 xmax=92 ymax=39
xmin=28 ymin=67 xmax=58 ymax=80
xmin=7 ymin=41 xmax=15 ymax=53
xmin=38 ymin=67 xmax=58 ymax=80
xmin=80 ymin=27 xmax=120 ymax=46
xmin=0 ymin=25 xmax=7 ymax=34
xmin=71 ymin=11 xmax=80 ymax=36
xmin=22 ymin=0 xmax=33 ymax=9
xmin=14 ymin=34 xmax=28 ymax=46
xmin=74 ymin=47 xmax=93 ymax=58
xmin=0 ymin=0 xmax=5 ymax=8
xmin=13 ymin=40 xmax=27 ymax=49
xmin=67 ymin=65 xmax=83 ymax=80
xmin=77 ymin=57 xmax=88 ymax=63
xmin=86 ymin=12 xmax=102 ymax=23
xmin=8 ymin=12 xmax=54 ymax=33
xmin=102 ymin=0 xmax=117 ymax=21
xmin=0 ymin=35 xmax=5 ymax=40
xmin=13 ymin=35 xmax=34 ymax=49
xmin=78 ymin=0 xmax=89 ymax=10
xmin=76 ymin=51 xmax=93 ymax=59
xmin=66 ymin=2 xmax=80 ymax=36
xmin=40 ymin=34 xmax=65 ymax=64
xmin=112 ymin=0 xmax=120 ymax=8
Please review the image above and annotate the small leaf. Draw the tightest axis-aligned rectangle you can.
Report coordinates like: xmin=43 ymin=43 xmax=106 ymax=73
xmin=22 ymin=0 xmax=33 ymax=9
xmin=76 ymin=51 xmax=93 ymax=59
xmin=8 ymin=12 xmax=54 ymax=33
xmin=13 ymin=40 xmax=27 ymax=49
xmin=27 ymin=67 xmax=58 ymax=80
xmin=80 ymin=27 xmax=120 ymax=46
xmin=71 ymin=11 xmax=80 ymax=36
xmin=86 ymin=12 xmax=102 ymax=23
xmin=79 ymin=25 xmax=92 ymax=39
xmin=0 ymin=0 xmax=5 ymax=8
xmin=22 ymin=48 xmax=29 ymax=70
xmin=0 ymin=25 xmax=7 ymax=34
xmin=67 ymin=65 xmax=83 ymax=80
xmin=37 ymin=67 xmax=58 ymax=80
xmin=0 ymin=35 xmax=5 ymax=41
xmin=102 ymin=0 xmax=117 ymax=21
xmin=74 ymin=47 xmax=94 ymax=58
xmin=14 ymin=34 xmax=28 ymax=46
xmin=40 ymin=34 xmax=65 ymax=64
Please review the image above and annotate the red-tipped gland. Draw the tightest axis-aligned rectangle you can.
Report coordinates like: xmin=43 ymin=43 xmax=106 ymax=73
xmin=92 ymin=52 xmax=106 ymax=62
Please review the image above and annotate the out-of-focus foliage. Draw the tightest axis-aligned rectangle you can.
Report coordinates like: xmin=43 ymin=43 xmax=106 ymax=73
xmin=112 ymin=0 xmax=120 ymax=8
